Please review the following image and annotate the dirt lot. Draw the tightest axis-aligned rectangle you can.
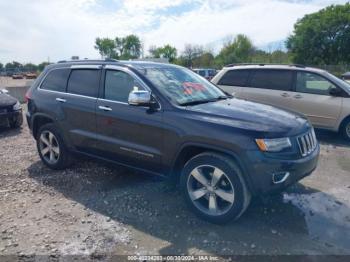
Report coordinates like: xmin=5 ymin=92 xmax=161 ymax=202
xmin=1 ymin=115 xmax=350 ymax=260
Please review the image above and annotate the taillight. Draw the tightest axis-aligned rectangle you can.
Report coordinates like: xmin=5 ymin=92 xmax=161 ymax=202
xmin=25 ymin=89 xmax=31 ymax=103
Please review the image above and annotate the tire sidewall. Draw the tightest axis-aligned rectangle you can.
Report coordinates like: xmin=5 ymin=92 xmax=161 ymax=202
xmin=180 ymin=153 xmax=247 ymax=224
xmin=36 ymin=124 xmax=68 ymax=170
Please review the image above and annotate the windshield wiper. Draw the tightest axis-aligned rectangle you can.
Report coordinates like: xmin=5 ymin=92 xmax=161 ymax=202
xmin=179 ymin=96 xmax=229 ymax=106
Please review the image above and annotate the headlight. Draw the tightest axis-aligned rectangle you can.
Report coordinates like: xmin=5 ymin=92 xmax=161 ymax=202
xmin=12 ymin=101 xmax=21 ymax=111
xmin=255 ymin=137 xmax=292 ymax=152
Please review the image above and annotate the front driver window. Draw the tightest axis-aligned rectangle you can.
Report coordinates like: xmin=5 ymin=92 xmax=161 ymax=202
xmin=296 ymin=72 xmax=337 ymax=95
xmin=104 ymin=70 xmax=144 ymax=103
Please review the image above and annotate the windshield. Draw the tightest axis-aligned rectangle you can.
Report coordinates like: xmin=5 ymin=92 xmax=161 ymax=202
xmin=138 ymin=66 xmax=227 ymax=105
xmin=325 ymin=72 xmax=350 ymax=93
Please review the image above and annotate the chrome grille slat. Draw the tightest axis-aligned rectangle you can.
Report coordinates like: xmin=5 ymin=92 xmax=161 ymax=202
xmin=297 ymin=129 xmax=317 ymax=157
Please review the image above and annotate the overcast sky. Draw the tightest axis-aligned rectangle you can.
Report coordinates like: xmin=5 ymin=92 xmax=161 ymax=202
xmin=0 ymin=0 xmax=347 ymax=64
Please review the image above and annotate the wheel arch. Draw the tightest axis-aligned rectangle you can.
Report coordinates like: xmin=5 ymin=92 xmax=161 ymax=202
xmin=32 ymin=113 xmax=54 ymax=139
xmin=169 ymin=142 xmax=255 ymax=193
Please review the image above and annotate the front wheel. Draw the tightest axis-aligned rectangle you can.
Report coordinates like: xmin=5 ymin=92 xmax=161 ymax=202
xmin=180 ymin=152 xmax=251 ymax=224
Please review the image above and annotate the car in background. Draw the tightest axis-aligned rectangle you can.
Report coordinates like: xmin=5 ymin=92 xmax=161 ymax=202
xmin=212 ymin=64 xmax=350 ymax=141
xmin=342 ymin=72 xmax=350 ymax=83
xmin=0 ymin=89 xmax=23 ymax=128
xmin=12 ymin=73 xmax=24 ymax=79
xmin=24 ymin=72 xmax=37 ymax=79
xmin=193 ymin=68 xmax=217 ymax=80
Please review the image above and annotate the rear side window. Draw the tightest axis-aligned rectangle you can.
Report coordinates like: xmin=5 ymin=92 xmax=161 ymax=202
xmin=41 ymin=69 xmax=70 ymax=92
xmin=104 ymin=70 xmax=144 ymax=102
xmin=218 ymin=70 xmax=250 ymax=86
xmin=67 ymin=70 xmax=100 ymax=97
xmin=250 ymin=70 xmax=293 ymax=91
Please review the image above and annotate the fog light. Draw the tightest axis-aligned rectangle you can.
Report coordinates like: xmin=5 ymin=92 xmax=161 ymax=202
xmin=272 ymin=172 xmax=290 ymax=184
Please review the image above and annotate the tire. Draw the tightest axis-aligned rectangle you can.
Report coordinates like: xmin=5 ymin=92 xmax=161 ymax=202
xmin=36 ymin=123 xmax=73 ymax=170
xmin=180 ymin=152 xmax=251 ymax=224
xmin=341 ymin=118 xmax=350 ymax=141
xmin=9 ymin=114 xmax=23 ymax=128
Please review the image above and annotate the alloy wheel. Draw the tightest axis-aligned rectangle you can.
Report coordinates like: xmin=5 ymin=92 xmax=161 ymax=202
xmin=187 ymin=165 xmax=235 ymax=216
xmin=39 ymin=131 xmax=60 ymax=164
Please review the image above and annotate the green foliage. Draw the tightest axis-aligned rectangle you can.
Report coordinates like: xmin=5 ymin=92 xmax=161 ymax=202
xmin=149 ymin=44 xmax=177 ymax=62
xmin=37 ymin=62 xmax=50 ymax=72
xmin=286 ymin=3 xmax=350 ymax=65
xmin=24 ymin=63 xmax=38 ymax=72
xmin=177 ymin=44 xmax=204 ymax=67
xmin=95 ymin=35 xmax=142 ymax=60
xmin=215 ymin=34 xmax=255 ymax=66
xmin=0 ymin=62 xmax=3 ymax=70
xmin=116 ymin=34 xmax=142 ymax=59
xmin=94 ymin=37 xmax=116 ymax=59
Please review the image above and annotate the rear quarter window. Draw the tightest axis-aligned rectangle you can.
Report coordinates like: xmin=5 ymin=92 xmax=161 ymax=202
xmin=218 ymin=70 xmax=250 ymax=86
xmin=67 ymin=69 xmax=100 ymax=97
xmin=40 ymin=69 xmax=70 ymax=92
xmin=250 ymin=69 xmax=293 ymax=91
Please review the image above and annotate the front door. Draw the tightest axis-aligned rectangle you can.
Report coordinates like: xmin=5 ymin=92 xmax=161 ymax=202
xmin=95 ymin=67 xmax=163 ymax=172
xmin=288 ymin=71 xmax=342 ymax=129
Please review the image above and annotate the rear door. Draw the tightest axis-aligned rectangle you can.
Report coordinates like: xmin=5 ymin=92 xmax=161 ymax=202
xmin=216 ymin=69 xmax=250 ymax=97
xmin=241 ymin=69 xmax=294 ymax=110
xmin=287 ymin=71 xmax=342 ymax=128
xmin=60 ymin=65 xmax=101 ymax=152
xmin=95 ymin=66 xmax=163 ymax=172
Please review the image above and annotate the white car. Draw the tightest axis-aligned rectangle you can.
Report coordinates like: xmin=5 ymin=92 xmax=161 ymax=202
xmin=212 ymin=64 xmax=350 ymax=141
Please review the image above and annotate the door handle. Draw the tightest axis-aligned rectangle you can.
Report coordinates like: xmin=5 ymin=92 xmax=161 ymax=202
xmin=98 ymin=106 xmax=112 ymax=111
xmin=294 ymin=94 xmax=303 ymax=99
xmin=56 ymin=98 xmax=66 ymax=103
xmin=281 ymin=93 xmax=290 ymax=98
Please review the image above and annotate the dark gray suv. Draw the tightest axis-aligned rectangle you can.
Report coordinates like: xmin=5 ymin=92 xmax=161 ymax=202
xmin=26 ymin=60 xmax=319 ymax=223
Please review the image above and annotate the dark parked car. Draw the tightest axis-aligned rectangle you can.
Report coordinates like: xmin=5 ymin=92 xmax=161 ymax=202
xmin=0 ymin=89 xmax=23 ymax=128
xmin=25 ymin=60 xmax=319 ymax=223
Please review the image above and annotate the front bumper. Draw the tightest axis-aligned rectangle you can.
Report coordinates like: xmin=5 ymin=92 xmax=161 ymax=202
xmin=0 ymin=109 xmax=23 ymax=126
xmin=243 ymin=144 xmax=320 ymax=195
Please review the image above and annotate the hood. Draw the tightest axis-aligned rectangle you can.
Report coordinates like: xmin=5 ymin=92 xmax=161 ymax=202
xmin=0 ymin=93 xmax=18 ymax=108
xmin=186 ymin=98 xmax=310 ymax=137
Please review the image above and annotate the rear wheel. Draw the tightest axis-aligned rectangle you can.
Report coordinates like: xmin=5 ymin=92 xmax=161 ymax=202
xmin=180 ymin=152 xmax=251 ymax=224
xmin=36 ymin=123 xmax=73 ymax=170
xmin=341 ymin=118 xmax=350 ymax=141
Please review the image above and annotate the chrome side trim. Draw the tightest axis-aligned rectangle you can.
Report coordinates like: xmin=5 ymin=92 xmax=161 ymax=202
xmin=272 ymin=172 xmax=290 ymax=184
xmin=37 ymin=88 xmax=97 ymax=100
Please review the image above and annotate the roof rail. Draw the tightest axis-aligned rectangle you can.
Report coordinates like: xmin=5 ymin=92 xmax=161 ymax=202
xmin=104 ymin=58 xmax=119 ymax=62
xmin=57 ymin=60 xmax=67 ymax=63
xmin=224 ymin=63 xmax=306 ymax=68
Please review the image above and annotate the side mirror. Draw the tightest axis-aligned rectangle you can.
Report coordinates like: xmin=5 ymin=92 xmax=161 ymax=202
xmin=128 ymin=90 xmax=152 ymax=106
xmin=1 ymin=89 xmax=9 ymax=94
xmin=329 ymin=88 xmax=342 ymax=97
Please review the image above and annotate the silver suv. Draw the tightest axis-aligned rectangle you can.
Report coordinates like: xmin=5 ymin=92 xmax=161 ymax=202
xmin=212 ymin=64 xmax=350 ymax=141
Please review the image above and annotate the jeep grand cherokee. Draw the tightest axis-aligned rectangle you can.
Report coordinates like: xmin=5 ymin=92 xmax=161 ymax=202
xmin=26 ymin=60 xmax=319 ymax=223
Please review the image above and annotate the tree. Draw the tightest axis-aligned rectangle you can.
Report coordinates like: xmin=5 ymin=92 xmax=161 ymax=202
xmin=5 ymin=61 xmax=23 ymax=71
xmin=38 ymin=62 xmax=50 ymax=72
xmin=94 ymin=37 xmax=116 ymax=59
xmin=193 ymin=52 xmax=215 ymax=67
xmin=286 ymin=3 xmax=350 ymax=65
xmin=181 ymin=44 xmax=204 ymax=67
xmin=215 ymin=34 xmax=255 ymax=66
xmin=149 ymin=44 xmax=177 ymax=62
xmin=116 ymin=34 xmax=142 ymax=59
xmin=24 ymin=63 xmax=38 ymax=72
xmin=0 ymin=62 xmax=3 ymax=71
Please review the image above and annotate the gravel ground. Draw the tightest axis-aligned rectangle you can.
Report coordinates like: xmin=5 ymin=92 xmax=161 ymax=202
xmin=1 ymin=114 xmax=350 ymax=260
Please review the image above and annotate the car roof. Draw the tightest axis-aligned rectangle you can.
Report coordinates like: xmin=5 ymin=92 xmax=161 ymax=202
xmin=46 ymin=59 xmax=180 ymax=70
xmin=222 ymin=64 xmax=327 ymax=74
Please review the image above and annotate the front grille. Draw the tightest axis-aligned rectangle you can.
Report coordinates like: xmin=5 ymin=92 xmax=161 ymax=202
xmin=297 ymin=128 xmax=317 ymax=157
